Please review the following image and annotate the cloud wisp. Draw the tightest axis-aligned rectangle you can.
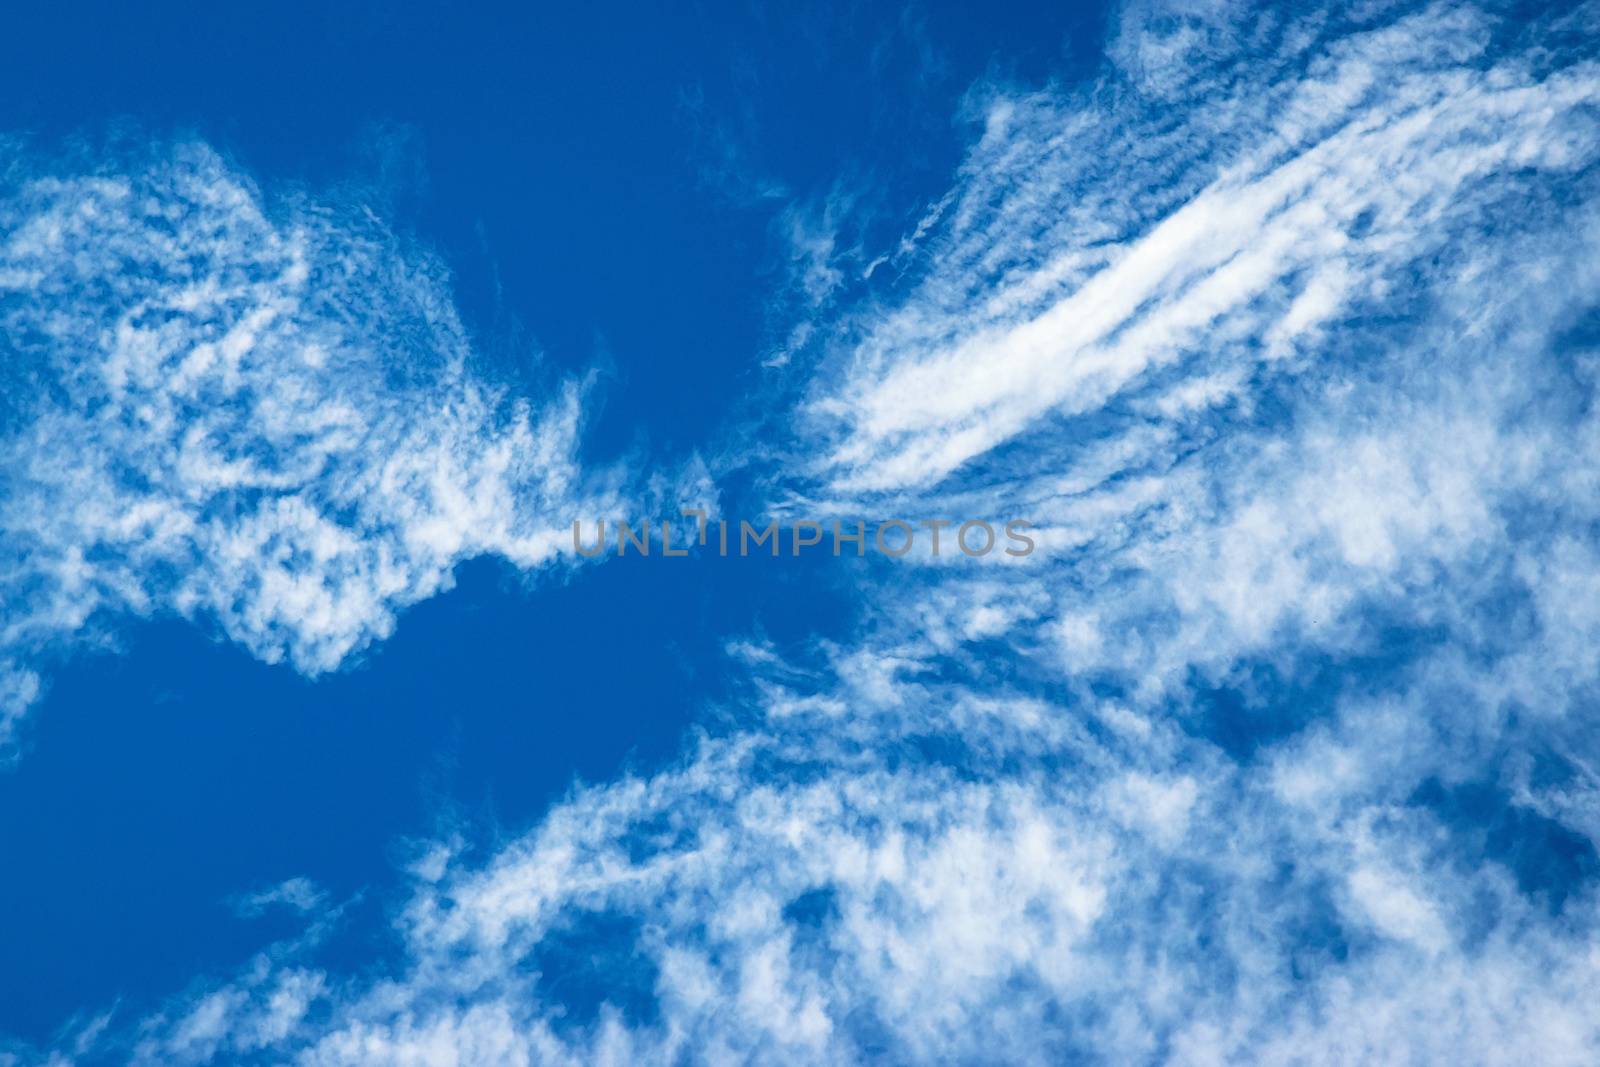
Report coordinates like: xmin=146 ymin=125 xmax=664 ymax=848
xmin=0 ymin=142 xmax=619 ymax=749
xmin=803 ymin=0 xmax=1600 ymax=496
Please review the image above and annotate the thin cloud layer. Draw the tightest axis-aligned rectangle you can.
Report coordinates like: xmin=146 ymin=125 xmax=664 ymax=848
xmin=0 ymin=143 xmax=615 ymax=747
xmin=804 ymin=0 xmax=1600 ymax=495
xmin=68 ymin=622 xmax=1600 ymax=1065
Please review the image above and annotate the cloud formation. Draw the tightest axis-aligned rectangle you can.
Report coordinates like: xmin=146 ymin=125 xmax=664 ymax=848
xmin=803 ymin=0 xmax=1600 ymax=495
xmin=9 ymin=0 xmax=1600 ymax=1063
xmin=0 ymin=143 xmax=615 ymax=747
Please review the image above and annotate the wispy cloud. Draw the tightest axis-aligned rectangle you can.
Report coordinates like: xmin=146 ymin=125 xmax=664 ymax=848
xmin=802 ymin=1 xmax=1599 ymax=495
xmin=0 ymin=142 xmax=620 ymax=749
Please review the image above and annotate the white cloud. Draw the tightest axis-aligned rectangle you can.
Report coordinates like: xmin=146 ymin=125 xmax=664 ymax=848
xmin=0 ymin=143 xmax=621 ymax=748
xmin=802 ymin=2 xmax=1600 ymax=494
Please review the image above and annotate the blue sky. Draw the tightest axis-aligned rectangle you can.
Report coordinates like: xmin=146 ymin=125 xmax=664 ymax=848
xmin=2 ymin=1 xmax=1600 ymax=1064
